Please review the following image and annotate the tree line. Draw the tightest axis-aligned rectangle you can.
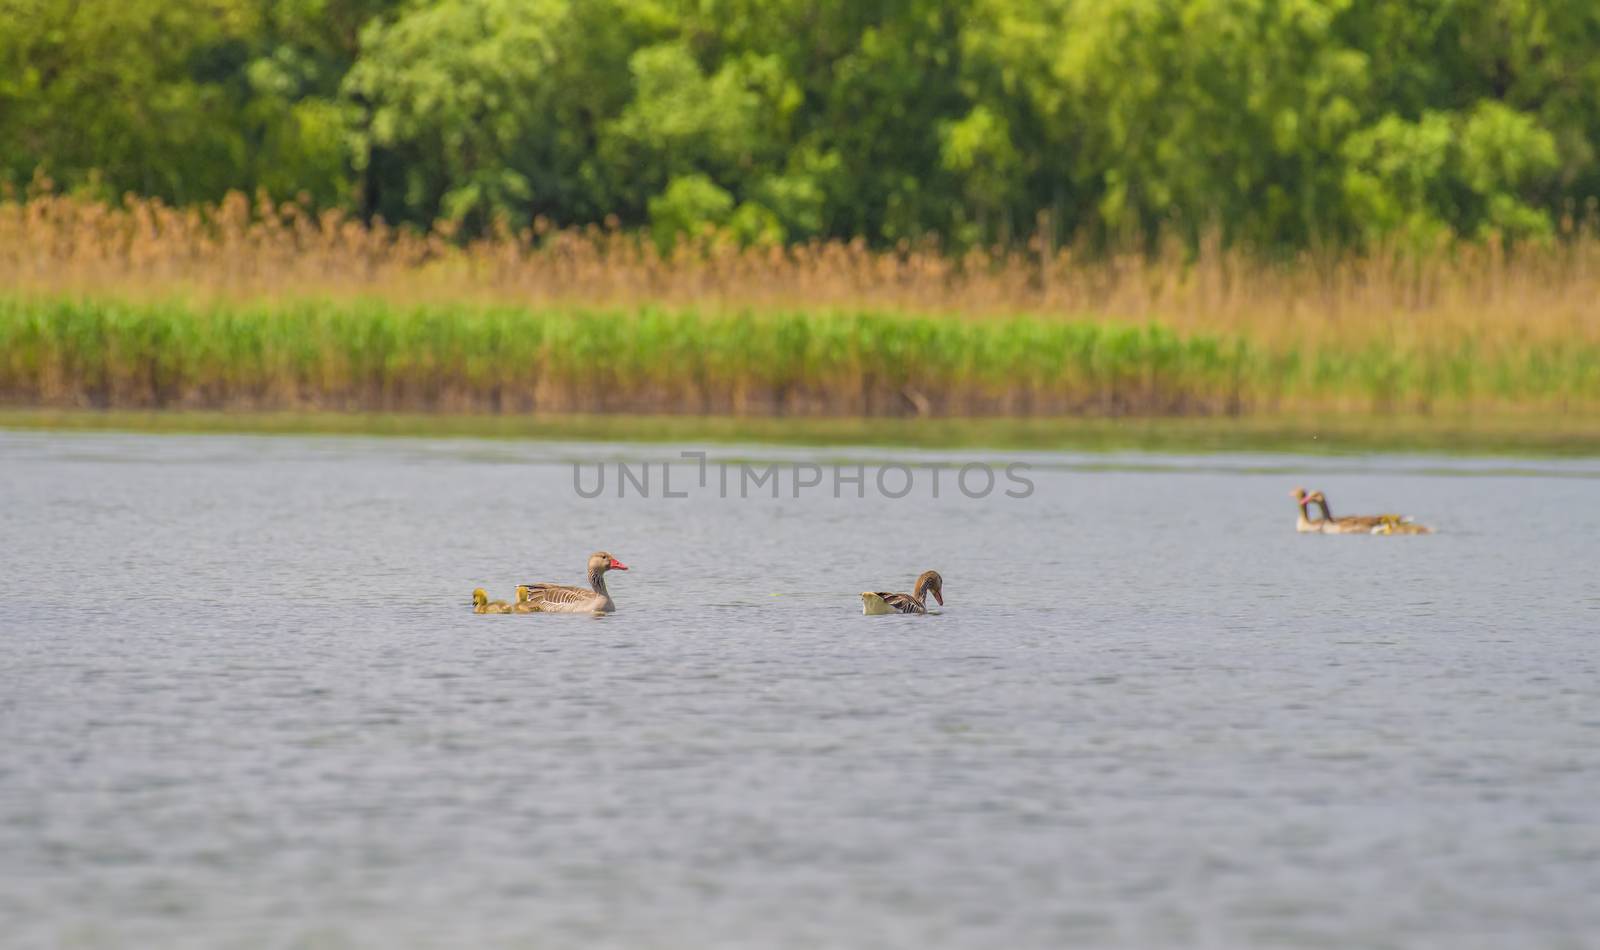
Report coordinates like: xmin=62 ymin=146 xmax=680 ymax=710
xmin=4 ymin=0 xmax=1597 ymax=250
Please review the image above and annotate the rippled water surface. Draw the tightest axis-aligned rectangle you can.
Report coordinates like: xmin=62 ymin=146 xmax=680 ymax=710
xmin=3 ymin=430 xmax=1599 ymax=949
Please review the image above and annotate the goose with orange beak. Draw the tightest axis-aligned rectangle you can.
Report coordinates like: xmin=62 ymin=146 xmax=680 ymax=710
xmin=519 ymin=551 xmax=630 ymax=613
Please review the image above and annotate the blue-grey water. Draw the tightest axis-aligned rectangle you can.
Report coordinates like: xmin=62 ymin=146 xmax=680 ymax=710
xmin=2 ymin=430 xmax=1598 ymax=949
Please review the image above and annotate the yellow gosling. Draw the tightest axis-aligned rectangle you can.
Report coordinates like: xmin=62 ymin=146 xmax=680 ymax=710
xmin=1372 ymin=521 xmax=1434 ymax=535
xmin=512 ymin=584 xmax=542 ymax=613
xmin=472 ymin=587 xmax=513 ymax=614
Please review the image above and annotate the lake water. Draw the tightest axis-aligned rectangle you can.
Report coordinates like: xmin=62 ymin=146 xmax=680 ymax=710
xmin=2 ymin=429 xmax=1598 ymax=949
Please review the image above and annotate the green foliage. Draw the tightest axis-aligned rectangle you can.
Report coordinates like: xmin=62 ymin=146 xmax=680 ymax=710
xmin=648 ymin=174 xmax=736 ymax=247
xmin=342 ymin=0 xmax=565 ymax=228
xmin=4 ymin=296 xmax=1596 ymax=414
xmin=940 ymin=105 xmax=1022 ymax=243
xmin=0 ymin=0 xmax=388 ymax=205
xmin=4 ymin=0 xmax=1600 ymax=250
xmin=1344 ymin=102 xmax=1559 ymax=243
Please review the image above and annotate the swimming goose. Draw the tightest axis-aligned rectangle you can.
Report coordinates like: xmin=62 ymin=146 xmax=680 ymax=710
xmin=520 ymin=551 xmax=629 ymax=613
xmin=1290 ymin=487 xmax=1324 ymax=533
xmin=472 ymin=588 xmax=513 ymax=614
xmin=861 ymin=570 xmax=944 ymax=615
xmin=1307 ymin=491 xmax=1427 ymax=534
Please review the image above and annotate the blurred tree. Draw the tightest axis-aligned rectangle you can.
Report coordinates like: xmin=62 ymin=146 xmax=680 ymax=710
xmin=939 ymin=104 xmax=1022 ymax=244
xmin=647 ymin=173 xmax=734 ymax=247
xmin=0 ymin=0 xmax=395 ymax=206
xmin=0 ymin=0 xmax=258 ymax=201
xmin=1343 ymin=102 xmax=1559 ymax=243
xmin=240 ymin=0 xmax=404 ymax=206
xmin=977 ymin=0 xmax=1370 ymax=247
xmin=600 ymin=43 xmax=799 ymax=227
xmin=344 ymin=0 xmax=673 ymax=228
xmin=2 ymin=0 xmax=1596 ymax=249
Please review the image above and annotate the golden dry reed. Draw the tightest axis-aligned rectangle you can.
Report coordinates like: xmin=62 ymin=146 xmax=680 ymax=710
xmin=2 ymin=188 xmax=1598 ymax=416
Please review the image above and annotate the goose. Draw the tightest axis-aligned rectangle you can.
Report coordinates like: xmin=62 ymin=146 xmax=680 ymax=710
xmin=1307 ymin=491 xmax=1427 ymax=534
xmin=472 ymin=588 xmax=513 ymax=614
xmin=861 ymin=570 xmax=944 ymax=615
xmin=1290 ymin=487 xmax=1324 ymax=533
xmin=520 ymin=551 xmax=629 ymax=613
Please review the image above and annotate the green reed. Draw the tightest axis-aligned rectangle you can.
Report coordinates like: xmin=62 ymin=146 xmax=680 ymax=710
xmin=1 ymin=295 xmax=1596 ymax=415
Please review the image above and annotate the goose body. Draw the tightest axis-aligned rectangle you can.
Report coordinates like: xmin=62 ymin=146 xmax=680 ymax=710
xmin=1308 ymin=491 xmax=1429 ymax=535
xmin=520 ymin=552 xmax=628 ymax=613
xmin=472 ymin=588 xmax=512 ymax=614
xmin=861 ymin=570 xmax=944 ymax=615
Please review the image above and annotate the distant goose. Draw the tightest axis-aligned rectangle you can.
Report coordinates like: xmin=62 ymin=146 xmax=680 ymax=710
xmin=1307 ymin=491 xmax=1429 ymax=534
xmin=472 ymin=588 xmax=513 ymax=614
xmin=861 ymin=570 xmax=944 ymax=615
xmin=1290 ymin=487 xmax=1324 ymax=533
xmin=520 ymin=551 xmax=629 ymax=613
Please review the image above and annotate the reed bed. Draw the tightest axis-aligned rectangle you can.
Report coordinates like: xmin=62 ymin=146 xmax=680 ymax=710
xmin=1 ymin=190 xmax=1598 ymax=416
xmin=3 ymin=297 xmax=1597 ymax=416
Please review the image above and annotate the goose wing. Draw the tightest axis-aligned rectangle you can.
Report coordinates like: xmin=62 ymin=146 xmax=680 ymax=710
xmin=523 ymin=582 xmax=601 ymax=608
xmin=872 ymin=591 xmax=926 ymax=614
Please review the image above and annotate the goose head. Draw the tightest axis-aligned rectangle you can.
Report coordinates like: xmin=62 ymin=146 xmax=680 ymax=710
xmin=472 ymin=588 xmax=488 ymax=607
xmin=515 ymin=584 xmax=533 ymax=603
xmin=589 ymin=551 xmax=629 ymax=574
xmin=1286 ymin=489 xmax=1324 ymax=511
xmin=914 ymin=570 xmax=944 ymax=606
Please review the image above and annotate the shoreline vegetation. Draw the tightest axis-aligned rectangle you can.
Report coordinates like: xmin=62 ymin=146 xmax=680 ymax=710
xmin=5 ymin=295 xmax=1600 ymax=417
xmin=4 ymin=410 xmax=1600 ymax=458
xmin=3 ymin=194 xmax=1599 ymax=431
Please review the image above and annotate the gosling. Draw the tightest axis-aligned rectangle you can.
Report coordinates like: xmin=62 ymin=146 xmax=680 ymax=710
xmin=512 ymin=584 xmax=543 ymax=613
xmin=472 ymin=588 xmax=513 ymax=614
